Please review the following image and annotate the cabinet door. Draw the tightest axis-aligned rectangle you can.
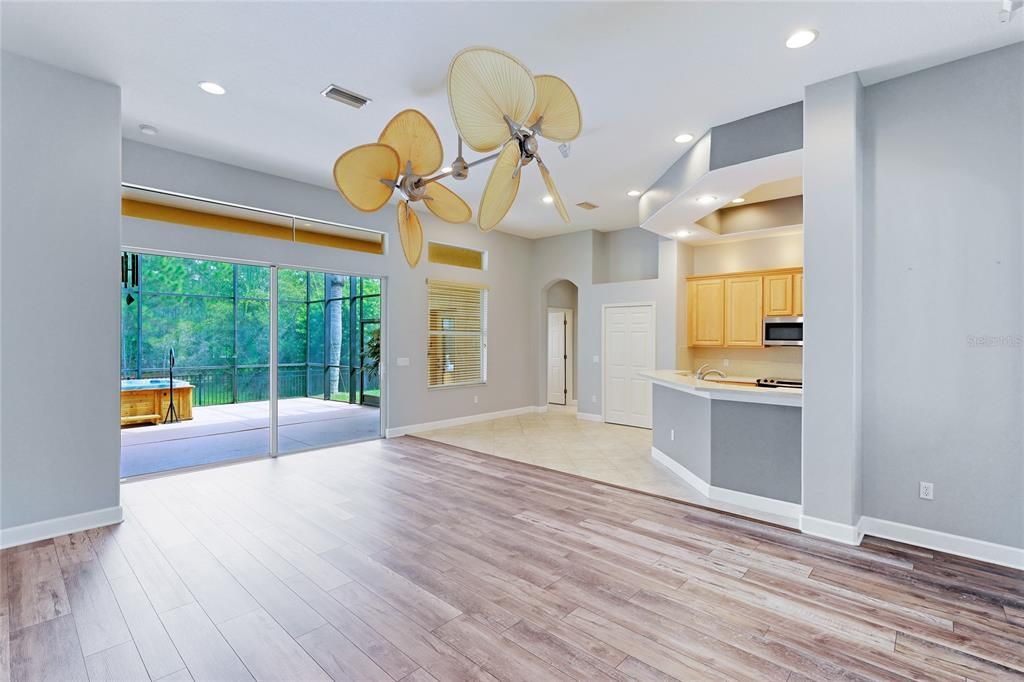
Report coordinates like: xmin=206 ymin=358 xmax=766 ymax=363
xmin=725 ymin=276 xmax=763 ymax=347
xmin=793 ymin=272 xmax=804 ymax=316
xmin=687 ymin=279 xmax=724 ymax=347
xmin=763 ymin=274 xmax=793 ymax=317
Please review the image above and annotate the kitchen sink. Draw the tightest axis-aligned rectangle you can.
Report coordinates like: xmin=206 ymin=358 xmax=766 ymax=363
xmin=701 ymin=377 xmax=756 ymax=388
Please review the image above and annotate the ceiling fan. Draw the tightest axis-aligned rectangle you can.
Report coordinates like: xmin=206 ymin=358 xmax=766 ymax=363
xmin=446 ymin=47 xmax=582 ymax=231
xmin=332 ymin=47 xmax=581 ymax=264
xmin=333 ymin=109 xmax=471 ymax=267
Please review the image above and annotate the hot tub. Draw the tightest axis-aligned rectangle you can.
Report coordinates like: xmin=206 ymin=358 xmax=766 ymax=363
xmin=120 ymin=378 xmax=194 ymax=426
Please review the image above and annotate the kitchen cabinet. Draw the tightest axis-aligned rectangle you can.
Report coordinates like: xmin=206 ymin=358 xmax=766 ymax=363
xmin=687 ymin=278 xmax=724 ymax=347
xmin=764 ymin=273 xmax=794 ymax=316
xmin=686 ymin=267 xmax=802 ymax=348
xmin=725 ymin=276 xmax=763 ymax=347
xmin=793 ymin=272 xmax=803 ymax=316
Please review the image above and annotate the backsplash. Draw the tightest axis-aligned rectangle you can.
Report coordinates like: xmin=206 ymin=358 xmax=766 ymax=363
xmin=691 ymin=346 xmax=802 ymax=380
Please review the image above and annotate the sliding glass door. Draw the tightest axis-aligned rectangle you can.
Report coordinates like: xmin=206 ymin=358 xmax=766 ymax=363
xmin=119 ymin=253 xmax=271 ymax=477
xmin=276 ymin=269 xmax=382 ymax=454
xmin=119 ymin=252 xmax=382 ymax=477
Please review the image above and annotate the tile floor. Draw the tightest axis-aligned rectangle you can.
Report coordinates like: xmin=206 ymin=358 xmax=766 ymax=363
xmin=416 ymin=405 xmax=797 ymax=528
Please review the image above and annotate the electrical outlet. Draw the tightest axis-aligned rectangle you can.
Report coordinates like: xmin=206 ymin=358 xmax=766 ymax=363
xmin=919 ymin=481 xmax=934 ymax=500
xmin=396 ymin=357 xmax=410 ymax=366
xmin=670 ymin=429 xmax=675 ymax=441
xmin=592 ymin=355 xmax=599 ymax=363
xmin=473 ymin=395 xmax=479 ymax=404
xmin=723 ymin=359 xmax=730 ymax=367
xmin=591 ymin=395 xmax=597 ymax=403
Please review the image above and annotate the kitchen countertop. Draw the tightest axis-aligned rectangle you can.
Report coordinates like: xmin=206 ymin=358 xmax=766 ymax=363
xmin=639 ymin=369 xmax=803 ymax=407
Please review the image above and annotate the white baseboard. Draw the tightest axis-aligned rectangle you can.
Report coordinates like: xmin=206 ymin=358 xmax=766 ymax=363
xmin=711 ymin=485 xmax=803 ymax=520
xmin=0 ymin=505 xmax=123 ymax=550
xmin=860 ymin=516 xmax=1024 ymax=570
xmin=800 ymin=515 xmax=864 ymax=546
xmin=576 ymin=411 xmax=602 ymax=422
xmin=651 ymin=447 xmax=710 ymax=497
xmin=651 ymin=447 xmax=801 ymax=520
xmin=386 ymin=405 xmax=545 ymax=438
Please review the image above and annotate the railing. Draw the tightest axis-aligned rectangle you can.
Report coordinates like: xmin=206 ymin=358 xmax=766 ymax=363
xmin=130 ymin=364 xmax=375 ymax=406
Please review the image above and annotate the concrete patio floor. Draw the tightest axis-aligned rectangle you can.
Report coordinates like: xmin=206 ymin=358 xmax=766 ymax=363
xmin=120 ymin=397 xmax=380 ymax=477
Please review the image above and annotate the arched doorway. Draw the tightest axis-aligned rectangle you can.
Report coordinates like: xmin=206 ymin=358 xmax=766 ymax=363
xmin=544 ymin=280 xmax=578 ymax=406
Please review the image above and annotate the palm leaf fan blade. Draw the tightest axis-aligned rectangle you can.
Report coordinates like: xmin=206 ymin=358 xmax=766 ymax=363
xmin=397 ymin=200 xmax=424 ymax=267
xmin=477 ymin=140 xmax=522 ymax=231
xmin=333 ymin=143 xmax=400 ymax=211
xmin=448 ymin=47 xmax=536 ymax=152
xmin=423 ymin=183 xmax=472 ymax=224
xmin=378 ymin=109 xmax=444 ymax=177
xmin=528 ymin=75 xmax=582 ymax=142
xmin=537 ymin=157 xmax=570 ymax=223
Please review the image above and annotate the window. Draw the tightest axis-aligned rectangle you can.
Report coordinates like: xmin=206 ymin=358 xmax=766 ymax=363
xmin=427 ymin=280 xmax=487 ymax=387
xmin=427 ymin=241 xmax=486 ymax=270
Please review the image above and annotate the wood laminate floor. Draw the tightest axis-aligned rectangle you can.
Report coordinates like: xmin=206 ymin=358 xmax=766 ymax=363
xmin=2 ymin=436 xmax=1022 ymax=681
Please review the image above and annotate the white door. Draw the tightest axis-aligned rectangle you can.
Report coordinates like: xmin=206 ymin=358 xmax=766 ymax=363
xmin=547 ymin=309 xmax=568 ymax=404
xmin=603 ymin=305 xmax=654 ymax=428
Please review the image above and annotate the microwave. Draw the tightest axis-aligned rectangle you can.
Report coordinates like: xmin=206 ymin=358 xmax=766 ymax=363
xmin=764 ymin=316 xmax=803 ymax=346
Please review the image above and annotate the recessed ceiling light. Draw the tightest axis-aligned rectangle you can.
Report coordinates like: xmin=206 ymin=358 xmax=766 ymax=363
xmin=674 ymin=133 xmax=694 ymax=144
xmin=696 ymin=194 xmax=718 ymax=204
xmin=198 ymin=81 xmax=226 ymax=95
xmin=786 ymin=29 xmax=818 ymax=49
xmin=677 ymin=230 xmax=691 ymax=238
xmin=627 ymin=190 xmax=642 ymax=197
xmin=731 ymin=197 xmax=746 ymax=204
xmin=138 ymin=124 xmax=159 ymax=136
xmin=441 ymin=166 xmax=453 ymax=174
xmin=542 ymin=195 xmax=554 ymax=204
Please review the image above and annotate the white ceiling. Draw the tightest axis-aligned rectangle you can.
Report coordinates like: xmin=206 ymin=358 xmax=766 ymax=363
xmin=3 ymin=2 xmax=1020 ymax=238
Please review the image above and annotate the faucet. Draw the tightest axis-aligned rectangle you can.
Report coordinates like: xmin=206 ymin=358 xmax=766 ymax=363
xmin=696 ymin=363 xmax=726 ymax=380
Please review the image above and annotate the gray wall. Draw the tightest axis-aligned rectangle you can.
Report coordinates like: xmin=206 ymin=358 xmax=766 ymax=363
xmin=546 ymin=280 xmax=578 ymax=310
xmin=652 ymin=385 xmax=710 ymax=480
xmin=1 ymin=53 xmax=122 ymax=531
xmin=592 ymin=228 xmax=661 ymax=283
xmin=861 ymin=44 xmax=1023 ymax=548
xmin=530 ymin=230 xmax=678 ymax=416
xmin=639 ymin=133 xmax=712 ymax=224
xmin=801 ymin=72 xmax=865 ymax=530
xmin=711 ymin=402 xmax=802 ymax=504
xmin=121 ymin=141 xmax=537 ymax=432
xmin=708 ymin=101 xmax=803 ymax=171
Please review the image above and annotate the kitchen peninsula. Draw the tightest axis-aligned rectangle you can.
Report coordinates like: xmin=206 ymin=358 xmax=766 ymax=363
xmin=641 ymin=370 xmax=802 ymax=520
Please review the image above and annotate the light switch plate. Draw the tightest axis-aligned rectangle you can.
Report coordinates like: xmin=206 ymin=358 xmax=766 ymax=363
xmin=396 ymin=357 xmax=410 ymax=366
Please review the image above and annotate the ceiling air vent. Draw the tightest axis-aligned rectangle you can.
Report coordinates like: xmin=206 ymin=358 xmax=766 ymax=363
xmin=576 ymin=201 xmax=599 ymax=210
xmin=321 ymin=84 xmax=371 ymax=109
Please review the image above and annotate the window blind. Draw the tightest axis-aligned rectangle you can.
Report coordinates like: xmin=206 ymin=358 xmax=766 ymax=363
xmin=427 ymin=279 xmax=487 ymax=388
xmin=427 ymin=242 xmax=485 ymax=270
xmin=121 ymin=196 xmax=386 ymax=255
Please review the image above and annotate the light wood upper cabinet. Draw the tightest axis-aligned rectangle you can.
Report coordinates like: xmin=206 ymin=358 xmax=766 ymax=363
xmin=763 ymin=274 xmax=794 ymax=317
xmin=724 ymin=276 xmax=763 ymax=347
xmin=686 ymin=267 xmax=802 ymax=348
xmin=793 ymin=272 xmax=803 ymax=316
xmin=687 ymin=278 xmax=724 ymax=347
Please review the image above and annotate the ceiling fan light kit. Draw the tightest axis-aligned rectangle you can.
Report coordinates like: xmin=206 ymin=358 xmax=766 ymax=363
xmin=332 ymin=46 xmax=582 ymax=266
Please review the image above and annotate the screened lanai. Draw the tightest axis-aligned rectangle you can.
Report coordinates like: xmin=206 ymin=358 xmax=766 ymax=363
xmin=119 ymin=252 xmax=381 ymax=477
